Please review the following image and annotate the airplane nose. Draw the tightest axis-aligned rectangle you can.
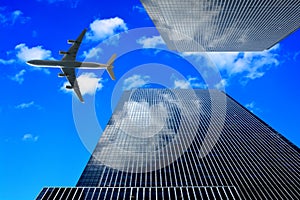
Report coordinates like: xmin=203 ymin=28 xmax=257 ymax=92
xmin=26 ymin=60 xmax=36 ymax=65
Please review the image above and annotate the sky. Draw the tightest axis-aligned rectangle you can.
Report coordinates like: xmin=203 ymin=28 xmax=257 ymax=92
xmin=0 ymin=0 xmax=299 ymax=199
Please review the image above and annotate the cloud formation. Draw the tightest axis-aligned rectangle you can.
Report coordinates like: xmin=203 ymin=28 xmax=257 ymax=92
xmin=15 ymin=101 xmax=35 ymax=109
xmin=245 ymin=101 xmax=255 ymax=110
xmin=83 ymin=47 xmax=102 ymax=59
xmin=0 ymin=58 xmax=15 ymax=65
xmin=245 ymin=101 xmax=261 ymax=113
xmin=182 ymin=44 xmax=280 ymax=87
xmin=11 ymin=69 xmax=26 ymax=84
xmin=214 ymin=79 xmax=227 ymax=90
xmin=122 ymin=75 xmax=150 ymax=90
xmin=293 ymin=52 xmax=300 ymax=61
xmin=0 ymin=43 xmax=52 ymax=68
xmin=61 ymin=72 xmax=104 ymax=96
xmin=137 ymin=36 xmax=165 ymax=48
xmin=121 ymin=101 xmax=167 ymax=138
xmin=22 ymin=133 xmax=39 ymax=142
xmin=87 ymin=17 xmax=128 ymax=42
xmin=15 ymin=43 xmax=52 ymax=62
xmin=209 ymin=44 xmax=280 ymax=80
xmin=132 ymin=5 xmax=146 ymax=13
xmin=173 ymin=76 xmax=207 ymax=89
xmin=0 ymin=8 xmax=30 ymax=26
xmin=13 ymin=43 xmax=52 ymax=74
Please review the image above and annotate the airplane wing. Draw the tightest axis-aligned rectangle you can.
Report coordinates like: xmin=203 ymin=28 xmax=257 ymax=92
xmin=62 ymin=29 xmax=87 ymax=61
xmin=61 ymin=29 xmax=86 ymax=102
xmin=61 ymin=67 xmax=84 ymax=102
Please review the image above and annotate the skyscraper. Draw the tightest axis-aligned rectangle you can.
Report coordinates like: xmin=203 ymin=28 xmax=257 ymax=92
xmin=36 ymin=89 xmax=300 ymax=199
xmin=140 ymin=0 xmax=300 ymax=51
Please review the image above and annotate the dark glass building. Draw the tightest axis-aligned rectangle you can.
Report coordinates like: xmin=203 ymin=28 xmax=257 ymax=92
xmin=37 ymin=89 xmax=300 ymax=199
xmin=140 ymin=0 xmax=300 ymax=51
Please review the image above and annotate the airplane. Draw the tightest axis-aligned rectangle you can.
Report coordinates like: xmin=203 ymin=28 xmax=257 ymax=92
xmin=27 ymin=29 xmax=116 ymax=103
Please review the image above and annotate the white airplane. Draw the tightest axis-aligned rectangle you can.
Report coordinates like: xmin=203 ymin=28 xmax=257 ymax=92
xmin=27 ymin=29 xmax=116 ymax=103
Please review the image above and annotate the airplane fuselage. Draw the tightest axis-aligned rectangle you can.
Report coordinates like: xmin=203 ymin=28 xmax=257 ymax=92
xmin=27 ymin=59 xmax=108 ymax=68
xmin=25 ymin=28 xmax=116 ymax=103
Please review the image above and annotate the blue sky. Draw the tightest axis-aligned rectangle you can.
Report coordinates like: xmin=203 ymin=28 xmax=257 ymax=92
xmin=0 ymin=0 xmax=299 ymax=199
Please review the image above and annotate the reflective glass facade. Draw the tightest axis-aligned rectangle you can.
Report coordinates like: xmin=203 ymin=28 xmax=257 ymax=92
xmin=140 ymin=0 xmax=300 ymax=51
xmin=37 ymin=89 xmax=300 ymax=199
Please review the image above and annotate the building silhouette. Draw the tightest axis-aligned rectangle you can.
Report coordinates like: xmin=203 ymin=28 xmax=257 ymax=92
xmin=140 ymin=0 xmax=300 ymax=51
xmin=36 ymin=89 xmax=300 ymax=199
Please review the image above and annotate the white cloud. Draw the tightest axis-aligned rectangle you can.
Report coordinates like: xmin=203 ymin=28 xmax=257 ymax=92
xmin=214 ymin=79 xmax=227 ymax=90
xmin=245 ymin=101 xmax=255 ymax=110
xmin=0 ymin=12 xmax=6 ymax=24
xmin=181 ymin=44 xmax=280 ymax=87
xmin=0 ymin=58 xmax=15 ymax=65
xmin=0 ymin=8 xmax=30 ymax=25
xmin=11 ymin=10 xmax=22 ymax=23
xmin=173 ymin=79 xmax=190 ymax=89
xmin=22 ymin=133 xmax=39 ymax=142
xmin=4 ymin=44 xmax=52 ymax=83
xmin=181 ymin=52 xmax=203 ymax=57
xmin=15 ymin=101 xmax=35 ymax=109
xmin=137 ymin=36 xmax=165 ymax=48
xmin=87 ymin=17 xmax=128 ymax=42
xmin=245 ymin=101 xmax=261 ymax=113
xmin=173 ymin=76 xmax=207 ymax=89
xmin=15 ymin=101 xmax=42 ymax=110
xmin=123 ymin=75 xmax=150 ymax=90
xmin=11 ymin=69 xmax=26 ymax=84
xmin=120 ymin=101 xmax=167 ymax=138
xmin=61 ymin=72 xmax=104 ymax=96
xmin=15 ymin=43 xmax=52 ymax=74
xmin=1 ymin=43 xmax=52 ymax=68
xmin=293 ymin=52 xmax=300 ymax=61
xmin=15 ymin=43 xmax=52 ymax=62
xmin=83 ymin=47 xmax=102 ymax=59
xmin=103 ymin=34 xmax=121 ymax=46
xmin=209 ymin=44 xmax=280 ymax=80
xmin=132 ymin=5 xmax=146 ymax=13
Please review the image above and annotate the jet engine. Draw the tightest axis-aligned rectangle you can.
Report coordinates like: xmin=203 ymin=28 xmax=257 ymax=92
xmin=66 ymin=85 xmax=73 ymax=89
xmin=67 ymin=40 xmax=76 ymax=44
xmin=58 ymin=73 xmax=68 ymax=77
xmin=59 ymin=51 xmax=69 ymax=55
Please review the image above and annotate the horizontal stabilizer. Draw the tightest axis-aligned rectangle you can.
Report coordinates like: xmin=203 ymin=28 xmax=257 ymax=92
xmin=106 ymin=54 xmax=117 ymax=80
xmin=107 ymin=54 xmax=116 ymax=66
xmin=107 ymin=68 xmax=115 ymax=80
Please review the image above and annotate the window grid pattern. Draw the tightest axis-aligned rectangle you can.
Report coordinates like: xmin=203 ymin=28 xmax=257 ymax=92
xmin=36 ymin=186 xmax=240 ymax=200
xmin=140 ymin=0 xmax=300 ymax=51
xmin=37 ymin=89 xmax=300 ymax=199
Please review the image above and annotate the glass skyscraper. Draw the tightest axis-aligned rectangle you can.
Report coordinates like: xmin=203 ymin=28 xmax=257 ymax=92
xmin=140 ymin=0 xmax=300 ymax=51
xmin=36 ymin=89 xmax=300 ymax=199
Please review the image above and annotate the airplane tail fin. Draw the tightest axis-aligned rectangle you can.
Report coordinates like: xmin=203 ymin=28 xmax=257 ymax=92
xmin=106 ymin=54 xmax=116 ymax=80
